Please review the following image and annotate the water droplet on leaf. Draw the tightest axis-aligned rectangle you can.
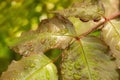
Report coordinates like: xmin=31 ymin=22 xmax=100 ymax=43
xmin=73 ymin=73 xmax=81 ymax=80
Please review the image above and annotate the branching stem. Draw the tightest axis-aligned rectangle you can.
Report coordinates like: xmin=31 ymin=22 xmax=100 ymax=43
xmin=76 ymin=12 xmax=120 ymax=39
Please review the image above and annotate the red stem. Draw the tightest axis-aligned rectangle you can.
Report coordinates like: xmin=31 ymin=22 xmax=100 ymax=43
xmin=77 ymin=12 xmax=120 ymax=39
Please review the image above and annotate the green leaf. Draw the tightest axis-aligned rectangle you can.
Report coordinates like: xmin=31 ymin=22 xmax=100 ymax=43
xmin=0 ymin=54 xmax=58 ymax=80
xmin=102 ymin=20 xmax=120 ymax=68
xmin=68 ymin=17 xmax=98 ymax=35
xmin=9 ymin=16 xmax=75 ymax=56
xmin=101 ymin=0 xmax=119 ymax=17
xmin=61 ymin=36 xmax=118 ymax=80
xmin=51 ymin=0 xmax=104 ymax=22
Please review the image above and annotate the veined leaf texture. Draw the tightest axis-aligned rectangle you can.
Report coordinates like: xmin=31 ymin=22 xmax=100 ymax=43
xmin=1 ymin=0 xmax=120 ymax=80
xmin=51 ymin=0 xmax=104 ymax=22
xmin=102 ymin=20 xmax=120 ymax=68
xmin=0 ymin=54 xmax=58 ymax=80
xmin=9 ymin=16 xmax=74 ymax=56
xmin=61 ymin=36 xmax=119 ymax=80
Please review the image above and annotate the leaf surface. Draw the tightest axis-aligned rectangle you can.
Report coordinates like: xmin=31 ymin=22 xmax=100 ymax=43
xmin=61 ymin=36 xmax=118 ymax=80
xmin=0 ymin=54 xmax=58 ymax=80
xmin=51 ymin=0 xmax=104 ymax=22
xmin=102 ymin=20 xmax=120 ymax=67
xmin=9 ymin=16 xmax=75 ymax=56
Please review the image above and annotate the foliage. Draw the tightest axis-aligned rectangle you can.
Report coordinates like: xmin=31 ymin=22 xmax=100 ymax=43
xmin=102 ymin=20 xmax=120 ymax=68
xmin=0 ymin=0 xmax=120 ymax=80
xmin=61 ymin=37 xmax=118 ymax=80
xmin=0 ymin=0 xmax=73 ymax=74
xmin=0 ymin=54 xmax=58 ymax=80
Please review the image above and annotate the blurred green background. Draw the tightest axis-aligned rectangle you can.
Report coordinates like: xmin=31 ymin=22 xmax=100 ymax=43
xmin=0 ymin=0 xmax=75 ymax=75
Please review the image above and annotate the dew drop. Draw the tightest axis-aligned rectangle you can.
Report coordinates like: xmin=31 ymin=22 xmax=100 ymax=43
xmin=23 ymin=51 xmax=29 ymax=56
xmin=73 ymin=73 xmax=81 ymax=80
xmin=12 ymin=70 xmax=18 ymax=75
xmin=61 ymin=64 xmax=66 ymax=69
xmin=68 ymin=66 xmax=73 ymax=71
xmin=30 ymin=47 xmax=34 ymax=51
xmin=93 ymin=17 xmax=101 ymax=22
xmin=67 ymin=72 xmax=72 ymax=76
xmin=118 ymin=67 xmax=120 ymax=69
xmin=74 ymin=62 xmax=80 ymax=69
xmin=29 ymin=63 xmax=36 ymax=68
xmin=80 ymin=18 xmax=89 ymax=22
xmin=115 ymin=44 xmax=120 ymax=51
xmin=12 ymin=60 xmax=17 ymax=64
xmin=62 ymin=63 xmax=67 ymax=69
xmin=24 ymin=66 xmax=28 ymax=70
